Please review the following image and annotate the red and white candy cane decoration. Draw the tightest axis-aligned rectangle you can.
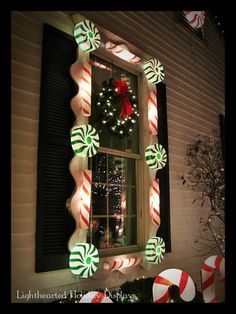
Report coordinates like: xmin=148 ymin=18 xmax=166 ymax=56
xmin=183 ymin=11 xmax=205 ymax=29
xmin=148 ymin=85 xmax=158 ymax=135
xmin=80 ymin=169 xmax=92 ymax=229
xmin=105 ymin=41 xmax=141 ymax=64
xmin=70 ymin=61 xmax=81 ymax=118
xmin=103 ymin=257 xmax=142 ymax=272
xmin=201 ymin=255 xmax=225 ymax=303
xmin=79 ymin=291 xmax=113 ymax=303
xmin=150 ymin=178 xmax=160 ymax=227
xmin=79 ymin=61 xmax=92 ymax=116
xmin=153 ymin=269 xmax=196 ymax=303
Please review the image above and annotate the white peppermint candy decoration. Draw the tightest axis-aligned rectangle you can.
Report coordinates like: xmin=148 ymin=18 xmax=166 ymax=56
xmin=70 ymin=124 xmax=99 ymax=157
xmin=69 ymin=243 xmax=99 ymax=278
xmin=74 ymin=20 xmax=101 ymax=52
xmin=183 ymin=11 xmax=205 ymax=29
xmin=145 ymin=143 xmax=167 ymax=170
xmin=145 ymin=237 xmax=165 ymax=264
xmin=144 ymin=58 xmax=165 ymax=84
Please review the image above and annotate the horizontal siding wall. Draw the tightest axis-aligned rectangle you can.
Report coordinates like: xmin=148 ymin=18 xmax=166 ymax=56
xmin=11 ymin=10 xmax=225 ymax=302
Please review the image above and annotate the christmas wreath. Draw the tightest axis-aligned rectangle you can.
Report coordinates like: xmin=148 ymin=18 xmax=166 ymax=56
xmin=94 ymin=78 xmax=139 ymax=137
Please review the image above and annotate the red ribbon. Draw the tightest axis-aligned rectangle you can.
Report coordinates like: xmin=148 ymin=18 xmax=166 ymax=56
xmin=113 ymin=80 xmax=133 ymax=119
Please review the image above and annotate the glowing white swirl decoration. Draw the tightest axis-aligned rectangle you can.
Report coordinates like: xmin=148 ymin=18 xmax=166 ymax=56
xmin=70 ymin=124 xmax=99 ymax=157
xmin=69 ymin=243 xmax=99 ymax=278
xmin=74 ymin=20 xmax=101 ymax=52
xmin=183 ymin=11 xmax=205 ymax=28
xmin=144 ymin=58 xmax=165 ymax=84
xmin=145 ymin=236 xmax=165 ymax=264
xmin=145 ymin=143 xmax=167 ymax=170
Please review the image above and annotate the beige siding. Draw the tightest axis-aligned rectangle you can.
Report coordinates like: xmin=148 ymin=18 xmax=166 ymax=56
xmin=11 ymin=11 xmax=225 ymax=302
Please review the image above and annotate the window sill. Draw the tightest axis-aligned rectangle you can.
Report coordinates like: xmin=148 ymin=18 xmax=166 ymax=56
xmin=99 ymin=245 xmax=143 ymax=258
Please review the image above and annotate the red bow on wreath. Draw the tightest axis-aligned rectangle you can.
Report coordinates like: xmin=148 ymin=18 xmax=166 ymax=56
xmin=113 ymin=80 xmax=133 ymax=119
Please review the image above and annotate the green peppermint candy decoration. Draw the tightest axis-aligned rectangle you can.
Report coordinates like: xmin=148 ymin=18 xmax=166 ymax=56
xmin=145 ymin=143 xmax=167 ymax=170
xmin=71 ymin=124 xmax=99 ymax=157
xmin=145 ymin=237 xmax=165 ymax=264
xmin=69 ymin=243 xmax=99 ymax=278
xmin=144 ymin=58 xmax=165 ymax=84
xmin=74 ymin=20 xmax=101 ymax=52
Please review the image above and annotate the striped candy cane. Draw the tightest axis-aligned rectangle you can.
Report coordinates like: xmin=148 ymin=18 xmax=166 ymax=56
xmin=79 ymin=291 xmax=113 ymax=303
xmin=105 ymin=42 xmax=141 ymax=64
xmin=148 ymin=86 xmax=158 ymax=135
xmin=202 ymin=255 xmax=225 ymax=303
xmin=153 ymin=269 xmax=196 ymax=303
xmin=70 ymin=61 xmax=81 ymax=117
xmin=79 ymin=62 xmax=92 ymax=116
xmin=80 ymin=169 xmax=92 ymax=229
xmin=150 ymin=178 xmax=160 ymax=227
xmin=103 ymin=257 xmax=143 ymax=271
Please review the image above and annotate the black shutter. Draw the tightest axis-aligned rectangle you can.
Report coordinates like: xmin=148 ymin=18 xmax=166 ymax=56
xmin=155 ymin=82 xmax=171 ymax=252
xmin=36 ymin=24 xmax=77 ymax=272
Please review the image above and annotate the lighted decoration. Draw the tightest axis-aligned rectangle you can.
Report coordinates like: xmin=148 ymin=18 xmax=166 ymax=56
xmin=79 ymin=291 xmax=113 ymax=303
xmin=150 ymin=178 xmax=160 ymax=227
xmin=148 ymin=86 xmax=158 ymax=135
xmin=144 ymin=58 xmax=165 ymax=84
xmin=70 ymin=124 xmax=99 ymax=157
xmin=90 ymin=60 xmax=112 ymax=72
xmin=105 ymin=41 xmax=141 ymax=64
xmin=79 ymin=61 xmax=92 ymax=116
xmin=94 ymin=78 xmax=139 ymax=137
xmin=201 ymin=255 xmax=225 ymax=303
xmin=74 ymin=20 xmax=101 ymax=52
xmin=69 ymin=243 xmax=99 ymax=278
xmin=70 ymin=186 xmax=82 ymax=228
xmin=153 ymin=269 xmax=196 ymax=303
xmin=183 ymin=11 xmax=205 ymax=29
xmin=103 ymin=257 xmax=143 ymax=271
xmin=145 ymin=237 xmax=165 ymax=263
xmin=80 ymin=169 xmax=92 ymax=229
xmin=145 ymin=143 xmax=167 ymax=170
xmin=70 ymin=61 xmax=82 ymax=117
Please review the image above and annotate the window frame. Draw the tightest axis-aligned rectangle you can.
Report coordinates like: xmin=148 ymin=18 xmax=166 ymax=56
xmin=86 ymin=46 xmax=147 ymax=257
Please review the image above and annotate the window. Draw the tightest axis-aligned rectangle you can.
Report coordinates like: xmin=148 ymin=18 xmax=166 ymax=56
xmin=36 ymin=23 xmax=171 ymax=272
xmin=88 ymin=56 xmax=139 ymax=255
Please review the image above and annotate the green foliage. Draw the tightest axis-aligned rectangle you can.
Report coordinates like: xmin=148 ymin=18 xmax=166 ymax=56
xmin=118 ymin=277 xmax=154 ymax=303
xmin=93 ymin=78 xmax=139 ymax=137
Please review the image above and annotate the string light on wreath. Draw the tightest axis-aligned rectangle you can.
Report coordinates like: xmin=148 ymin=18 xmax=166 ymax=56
xmin=94 ymin=78 xmax=139 ymax=137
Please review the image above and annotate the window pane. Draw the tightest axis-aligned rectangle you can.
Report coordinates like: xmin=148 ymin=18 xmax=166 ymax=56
xmin=92 ymin=153 xmax=107 ymax=183
xmin=109 ymin=186 xmax=136 ymax=216
xmin=90 ymin=55 xmax=139 ymax=154
xmin=92 ymin=183 xmax=107 ymax=215
xmin=108 ymin=155 xmax=135 ymax=186
xmin=90 ymin=152 xmax=137 ymax=250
